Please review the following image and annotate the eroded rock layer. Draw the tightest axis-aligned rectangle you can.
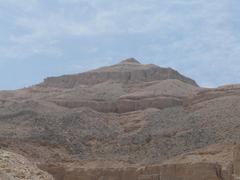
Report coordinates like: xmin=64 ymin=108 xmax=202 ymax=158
xmin=40 ymin=144 xmax=239 ymax=180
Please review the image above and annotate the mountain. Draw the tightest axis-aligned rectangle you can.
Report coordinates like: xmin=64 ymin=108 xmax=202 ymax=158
xmin=1 ymin=58 xmax=240 ymax=180
xmin=41 ymin=58 xmax=198 ymax=88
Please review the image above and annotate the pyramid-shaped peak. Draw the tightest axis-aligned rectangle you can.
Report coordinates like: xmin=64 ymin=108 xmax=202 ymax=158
xmin=119 ymin=58 xmax=141 ymax=64
xmin=42 ymin=58 xmax=198 ymax=88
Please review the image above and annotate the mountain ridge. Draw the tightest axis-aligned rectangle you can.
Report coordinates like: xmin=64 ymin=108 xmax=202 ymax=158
xmin=40 ymin=58 xmax=198 ymax=88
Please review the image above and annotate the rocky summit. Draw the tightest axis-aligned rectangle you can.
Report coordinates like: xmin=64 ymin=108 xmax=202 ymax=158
xmin=1 ymin=58 xmax=240 ymax=180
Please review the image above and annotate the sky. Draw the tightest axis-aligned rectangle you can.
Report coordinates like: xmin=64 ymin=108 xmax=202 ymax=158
xmin=0 ymin=0 xmax=240 ymax=90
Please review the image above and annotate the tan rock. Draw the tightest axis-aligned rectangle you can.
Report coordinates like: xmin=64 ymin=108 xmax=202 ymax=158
xmin=0 ymin=149 xmax=53 ymax=180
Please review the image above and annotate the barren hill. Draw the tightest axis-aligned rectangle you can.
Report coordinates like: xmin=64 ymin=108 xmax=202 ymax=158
xmin=1 ymin=58 xmax=240 ymax=179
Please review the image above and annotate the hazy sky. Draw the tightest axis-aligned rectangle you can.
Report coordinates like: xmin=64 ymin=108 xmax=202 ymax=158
xmin=0 ymin=0 xmax=240 ymax=89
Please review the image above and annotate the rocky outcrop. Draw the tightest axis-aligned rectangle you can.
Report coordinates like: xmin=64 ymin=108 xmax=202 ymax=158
xmin=158 ymin=143 xmax=234 ymax=180
xmin=40 ymin=144 xmax=237 ymax=180
xmin=41 ymin=163 xmax=227 ymax=180
xmin=42 ymin=165 xmax=139 ymax=180
xmin=0 ymin=149 xmax=53 ymax=180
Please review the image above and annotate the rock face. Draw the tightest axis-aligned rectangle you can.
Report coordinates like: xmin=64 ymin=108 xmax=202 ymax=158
xmin=1 ymin=58 xmax=240 ymax=179
xmin=41 ymin=143 xmax=236 ymax=180
xmin=0 ymin=149 xmax=53 ymax=180
xmin=37 ymin=143 xmax=240 ymax=180
xmin=159 ymin=143 xmax=234 ymax=180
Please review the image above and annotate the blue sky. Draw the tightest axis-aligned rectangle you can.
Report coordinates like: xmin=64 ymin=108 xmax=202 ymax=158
xmin=0 ymin=0 xmax=240 ymax=89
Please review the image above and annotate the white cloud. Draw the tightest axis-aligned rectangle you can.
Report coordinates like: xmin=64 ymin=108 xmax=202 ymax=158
xmin=0 ymin=0 xmax=240 ymax=87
